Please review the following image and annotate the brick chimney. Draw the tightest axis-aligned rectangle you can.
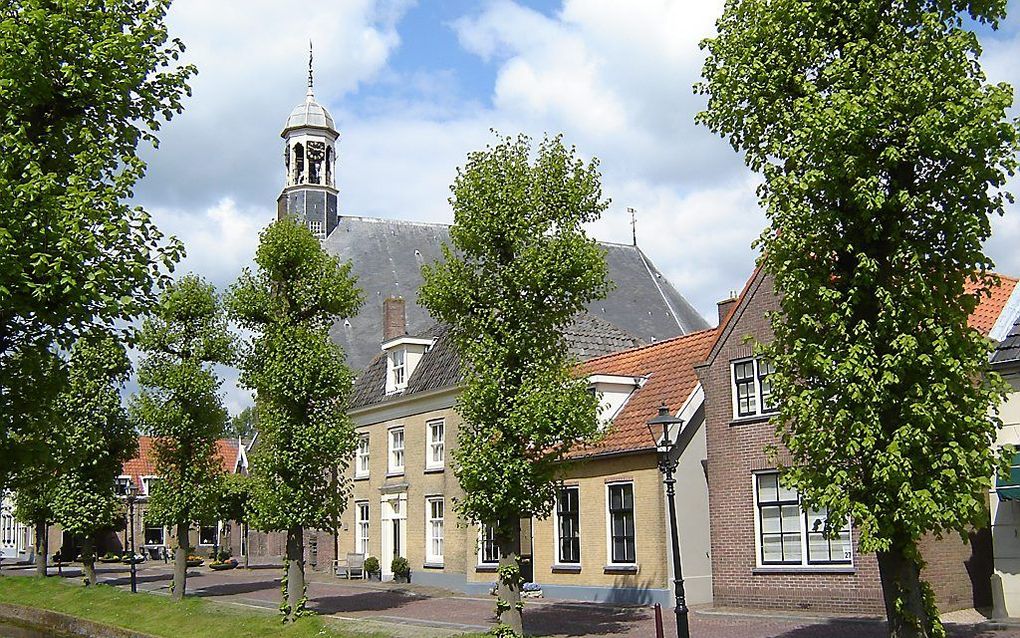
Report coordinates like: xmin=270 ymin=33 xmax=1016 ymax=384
xmin=717 ymin=293 xmax=738 ymax=327
xmin=383 ymin=297 xmax=407 ymax=341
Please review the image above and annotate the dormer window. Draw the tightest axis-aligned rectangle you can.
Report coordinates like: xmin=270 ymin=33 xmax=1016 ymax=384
xmin=382 ymin=335 xmax=435 ymax=395
xmin=391 ymin=348 xmax=406 ymax=388
xmin=587 ymin=375 xmax=645 ymax=428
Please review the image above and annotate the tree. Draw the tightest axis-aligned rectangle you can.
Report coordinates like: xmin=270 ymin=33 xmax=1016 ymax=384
xmin=0 ymin=0 xmax=193 ymax=490
xmin=217 ymin=472 xmax=252 ymax=568
xmin=48 ymin=335 xmax=136 ymax=587
xmin=14 ymin=476 xmax=57 ymax=578
xmin=132 ymin=275 xmax=234 ymax=600
xmin=419 ymin=134 xmax=610 ymax=636
xmin=227 ymin=218 xmax=362 ymax=621
xmin=697 ymin=1 xmax=1019 ymax=636
xmin=227 ymin=405 xmax=257 ymax=440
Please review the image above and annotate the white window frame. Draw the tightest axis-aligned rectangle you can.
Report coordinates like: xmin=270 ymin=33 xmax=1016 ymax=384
xmin=388 ymin=427 xmax=405 ymax=474
xmin=752 ymin=471 xmax=853 ymax=568
xmin=198 ymin=522 xmax=218 ymax=546
xmin=731 ymin=357 xmax=778 ymax=419
xmin=478 ymin=523 xmax=502 ymax=566
xmin=555 ymin=485 xmax=581 ymax=565
xmin=355 ymin=501 xmax=369 ymax=555
xmin=355 ymin=434 xmax=370 ymax=478
xmin=141 ymin=476 xmax=160 ymax=497
xmin=114 ymin=475 xmax=132 ymax=496
xmin=426 ymin=419 xmax=445 ymax=470
xmin=143 ymin=514 xmax=165 ymax=546
xmin=390 ymin=349 xmax=406 ymax=390
xmin=605 ymin=481 xmax=636 ymax=566
xmin=425 ymin=497 xmax=444 ymax=564
xmin=308 ymin=219 xmax=324 ymax=236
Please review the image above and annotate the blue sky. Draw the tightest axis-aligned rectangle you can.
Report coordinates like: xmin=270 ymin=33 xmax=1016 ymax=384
xmin=138 ymin=0 xmax=1020 ymax=412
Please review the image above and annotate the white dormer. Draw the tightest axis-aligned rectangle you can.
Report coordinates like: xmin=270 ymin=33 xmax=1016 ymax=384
xmin=588 ymin=374 xmax=646 ymax=428
xmin=383 ymin=336 xmax=435 ymax=395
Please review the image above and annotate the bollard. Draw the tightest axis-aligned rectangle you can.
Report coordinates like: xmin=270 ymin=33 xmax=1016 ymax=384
xmin=654 ymin=602 xmax=665 ymax=638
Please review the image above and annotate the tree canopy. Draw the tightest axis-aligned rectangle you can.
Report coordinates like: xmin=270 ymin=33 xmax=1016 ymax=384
xmin=697 ymin=0 xmax=1019 ymax=635
xmin=419 ymin=133 xmax=610 ymax=636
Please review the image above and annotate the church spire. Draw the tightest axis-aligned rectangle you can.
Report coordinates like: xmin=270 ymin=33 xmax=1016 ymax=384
xmin=306 ymin=40 xmax=314 ymax=101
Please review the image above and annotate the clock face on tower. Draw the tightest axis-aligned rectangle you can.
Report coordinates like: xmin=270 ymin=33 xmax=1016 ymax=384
xmin=307 ymin=141 xmax=325 ymax=162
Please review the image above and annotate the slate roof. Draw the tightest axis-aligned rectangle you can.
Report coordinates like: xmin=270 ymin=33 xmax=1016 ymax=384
xmin=993 ymin=315 xmax=1020 ymax=366
xmin=349 ymin=315 xmax=644 ymax=411
xmin=122 ymin=437 xmax=239 ymax=491
xmin=569 ymin=328 xmax=718 ymax=459
xmin=322 ymin=216 xmax=708 ymax=369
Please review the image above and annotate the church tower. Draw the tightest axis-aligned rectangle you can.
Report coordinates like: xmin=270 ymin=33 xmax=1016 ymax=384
xmin=277 ymin=44 xmax=339 ymax=238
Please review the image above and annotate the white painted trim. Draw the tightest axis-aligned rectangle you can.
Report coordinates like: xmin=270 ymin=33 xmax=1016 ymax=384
xmin=350 ymin=386 xmax=459 ymax=426
xmin=604 ymin=480 xmax=637 ymax=566
xmin=355 ymin=433 xmax=371 ymax=479
xmin=424 ymin=496 xmax=444 ymax=564
xmin=425 ymin=418 xmax=445 ymax=471
xmin=553 ymin=485 xmax=581 ymax=565
xmin=380 ymin=336 xmax=435 ymax=350
xmin=387 ymin=426 xmax=405 ymax=474
xmin=991 ymin=283 xmax=1020 ymax=342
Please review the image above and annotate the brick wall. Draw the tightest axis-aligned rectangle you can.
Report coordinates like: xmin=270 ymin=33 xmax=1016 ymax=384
xmin=699 ymin=270 xmax=989 ymax=614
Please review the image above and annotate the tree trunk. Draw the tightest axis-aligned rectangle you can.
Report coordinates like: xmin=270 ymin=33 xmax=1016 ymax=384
xmin=243 ymin=523 xmax=249 ymax=570
xmin=81 ymin=536 xmax=96 ymax=587
xmin=172 ymin=522 xmax=189 ymax=601
xmin=496 ymin=525 xmax=524 ymax=636
xmin=33 ymin=520 xmax=47 ymax=577
xmin=877 ymin=542 xmax=936 ymax=638
xmin=285 ymin=525 xmax=305 ymax=620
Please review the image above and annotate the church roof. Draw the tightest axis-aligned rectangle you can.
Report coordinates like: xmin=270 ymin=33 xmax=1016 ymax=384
xmin=283 ymin=97 xmax=336 ymax=133
xmin=322 ymin=215 xmax=709 ymax=369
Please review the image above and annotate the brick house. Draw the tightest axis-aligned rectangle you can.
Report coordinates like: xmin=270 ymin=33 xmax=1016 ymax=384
xmin=697 ymin=267 xmax=1019 ymax=614
xmin=326 ymin=297 xmax=715 ymax=606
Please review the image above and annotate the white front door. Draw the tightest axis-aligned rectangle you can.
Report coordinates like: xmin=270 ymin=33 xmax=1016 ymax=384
xmin=380 ymin=494 xmax=407 ymax=579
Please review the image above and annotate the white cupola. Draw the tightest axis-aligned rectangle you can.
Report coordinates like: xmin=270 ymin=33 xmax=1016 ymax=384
xmin=276 ymin=42 xmax=340 ymax=239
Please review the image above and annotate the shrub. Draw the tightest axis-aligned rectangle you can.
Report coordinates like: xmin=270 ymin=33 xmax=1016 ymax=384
xmin=391 ymin=556 xmax=410 ymax=577
xmin=217 ymin=550 xmax=231 ymax=562
xmin=364 ymin=556 xmax=380 ymax=574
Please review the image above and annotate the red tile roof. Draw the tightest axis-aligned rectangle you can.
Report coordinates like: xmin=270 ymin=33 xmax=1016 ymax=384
xmin=122 ymin=436 xmax=239 ymax=490
xmin=966 ymin=274 xmax=1018 ymax=336
xmin=570 ymin=328 xmax=718 ymax=458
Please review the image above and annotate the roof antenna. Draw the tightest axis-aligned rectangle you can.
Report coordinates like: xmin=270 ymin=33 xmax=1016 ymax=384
xmin=306 ymin=40 xmax=314 ymax=100
xmin=627 ymin=207 xmax=637 ymax=246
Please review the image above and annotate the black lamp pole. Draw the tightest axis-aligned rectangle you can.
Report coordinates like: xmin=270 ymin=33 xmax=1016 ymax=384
xmin=126 ymin=486 xmax=137 ymax=593
xmin=647 ymin=403 xmax=691 ymax=638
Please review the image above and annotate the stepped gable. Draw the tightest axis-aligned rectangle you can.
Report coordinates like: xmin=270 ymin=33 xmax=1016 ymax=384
xmin=322 ymin=216 xmax=708 ymax=369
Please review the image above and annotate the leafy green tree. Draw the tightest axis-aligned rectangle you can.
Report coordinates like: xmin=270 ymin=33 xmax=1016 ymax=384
xmin=419 ymin=134 xmax=609 ymax=636
xmin=132 ymin=275 xmax=234 ymax=600
xmin=0 ymin=0 xmax=193 ymax=490
xmin=217 ymin=472 xmax=252 ymax=568
xmin=227 ymin=405 xmax=257 ymax=440
xmin=47 ymin=335 xmax=135 ymax=586
xmin=227 ymin=218 xmax=362 ymax=621
xmin=697 ymin=1 xmax=1019 ymax=635
xmin=14 ymin=477 xmax=57 ymax=578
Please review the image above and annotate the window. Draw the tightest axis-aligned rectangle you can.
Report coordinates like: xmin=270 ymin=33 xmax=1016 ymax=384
xmin=391 ymin=349 xmax=406 ymax=389
xmin=355 ymin=435 xmax=370 ymax=478
xmin=427 ymin=420 xmax=444 ymax=470
xmin=732 ymin=358 xmax=777 ymax=418
xmin=480 ymin=524 xmax=501 ymax=565
xmin=308 ymin=220 xmax=324 ymax=237
xmin=356 ymin=502 xmax=369 ymax=555
xmin=114 ymin=477 xmax=131 ymax=496
xmin=755 ymin=472 xmax=851 ymax=567
xmin=426 ymin=498 xmax=444 ymax=563
xmin=199 ymin=522 xmax=217 ymax=546
xmin=556 ymin=486 xmax=580 ymax=564
xmin=607 ymin=483 xmax=635 ymax=564
xmin=144 ymin=517 xmax=165 ymax=546
xmin=1 ymin=512 xmax=14 ymax=545
xmin=142 ymin=477 xmax=161 ymax=497
xmin=388 ymin=428 xmax=404 ymax=474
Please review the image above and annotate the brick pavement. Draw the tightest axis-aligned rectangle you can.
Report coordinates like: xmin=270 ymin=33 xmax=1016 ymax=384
xmin=10 ymin=562 xmax=1020 ymax=638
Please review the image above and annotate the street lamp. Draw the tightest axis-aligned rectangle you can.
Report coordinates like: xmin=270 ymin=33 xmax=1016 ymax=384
xmin=646 ymin=403 xmax=690 ymax=638
xmin=126 ymin=483 xmax=137 ymax=593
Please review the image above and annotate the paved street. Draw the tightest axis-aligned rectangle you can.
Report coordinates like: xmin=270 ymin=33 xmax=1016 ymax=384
xmin=9 ymin=562 xmax=1020 ymax=638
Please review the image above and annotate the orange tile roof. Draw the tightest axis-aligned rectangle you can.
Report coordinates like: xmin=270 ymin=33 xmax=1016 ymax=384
xmin=122 ymin=436 xmax=238 ymax=489
xmin=570 ymin=328 xmax=718 ymax=458
xmin=966 ymin=274 xmax=1018 ymax=336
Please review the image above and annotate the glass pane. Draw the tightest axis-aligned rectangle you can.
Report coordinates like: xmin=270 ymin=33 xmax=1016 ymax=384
xmin=781 ymin=505 xmax=801 ymax=531
xmin=782 ymin=533 xmax=802 ymax=562
xmin=777 ymin=481 xmax=798 ymax=502
xmin=622 ymin=485 xmax=633 ymax=510
xmin=760 ymin=506 xmax=781 ymax=533
xmin=762 ymin=534 xmax=783 ymax=563
xmin=757 ymin=474 xmax=778 ymax=503
xmin=805 ymin=508 xmax=827 ymax=533
xmin=808 ymin=533 xmax=830 ymax=562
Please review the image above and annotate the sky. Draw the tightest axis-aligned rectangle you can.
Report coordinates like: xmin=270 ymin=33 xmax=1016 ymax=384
xmin=136 ymin=0 xmax=1020 ymax=413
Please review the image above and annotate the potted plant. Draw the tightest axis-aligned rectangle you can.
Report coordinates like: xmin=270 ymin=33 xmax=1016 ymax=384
xmin=209 ymin=549 xmax=238 ymax=571
xmin=122 ymin=552 xmax=144 ymax=565
xmin=364 ymin=556 xmax=381 ymax=581
xmin=391 ymin=556 xmax=410 ymax=584
xmin=185 ymin=554 xmax=205 ymax=567
xmin=98 ymin=551 xmax=121 ymax=564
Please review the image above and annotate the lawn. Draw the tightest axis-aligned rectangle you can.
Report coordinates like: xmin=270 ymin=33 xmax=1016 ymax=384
xmin=0 ymin=575 xmax=391 ymax=638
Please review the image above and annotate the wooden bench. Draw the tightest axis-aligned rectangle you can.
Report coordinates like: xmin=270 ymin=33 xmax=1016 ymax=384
xmin=333 ymin=552 xmax=365 ymax=579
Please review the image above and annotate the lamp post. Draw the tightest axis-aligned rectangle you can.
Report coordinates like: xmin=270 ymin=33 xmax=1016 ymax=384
xmin=126 ymin=483 xmax=137 ymax=593
xmin=646 ymin=403 xmax=690 ymax=638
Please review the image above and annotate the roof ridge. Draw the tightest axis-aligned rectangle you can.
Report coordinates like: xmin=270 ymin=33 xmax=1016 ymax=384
xmin=581 ymin=326 xmax=718 ymax=367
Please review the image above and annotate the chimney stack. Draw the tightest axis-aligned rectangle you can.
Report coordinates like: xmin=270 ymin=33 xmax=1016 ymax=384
xmin=716 ymin=292 xmax=738 ymax=327
xmin=383 ymin=297 xmax=407 ymax=341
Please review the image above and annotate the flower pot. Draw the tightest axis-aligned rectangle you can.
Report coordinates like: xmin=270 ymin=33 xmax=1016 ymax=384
xmin=186 ymin=559 xmax=204 ymax=567
xmin=393 ymin=573 xmax=410 ymax=584
xmin=367 ymin=572 xmax=381 ymax=581
xmin=209 ymin=560 xmax=238 ymax=571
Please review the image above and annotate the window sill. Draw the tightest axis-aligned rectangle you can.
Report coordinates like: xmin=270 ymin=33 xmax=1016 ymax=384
xmin=386 ymin=471 xmax=405 ymax=478
xmin=423 ymin=467 xmax=444 ymax=474
xmin=475 ymin=564 xmax=498 ymax=573
xmin=753 ymin=565 xmax=855 ymax=575
xmin=728 ymin=414 xmax=774 ymax=427
xmin=603 ymin=564 xmax=638 ymax=574
xmin=354 ymin=475 xmax=369 ymax=482
xmin=422 ymin=562 xmax=445 ymax=569
xmin=551 ymin=564 xmax=581 ymax=573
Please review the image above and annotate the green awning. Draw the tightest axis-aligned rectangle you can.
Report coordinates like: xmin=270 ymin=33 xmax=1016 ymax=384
xmin=997 ymin=453 xmax=1020 ymax=501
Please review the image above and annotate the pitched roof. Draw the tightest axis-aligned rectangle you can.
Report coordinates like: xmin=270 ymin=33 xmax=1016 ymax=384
xmin=122 ymin=436 xmax=239 ymax=490
xmin=993 ymin=314 xmax=1020 ymax=366
xmin=569 ymin=328 xmax=718 ymax=458
xmin=967 ymin=275 xmax=1018 ymax=336
xmin=322 ymin=216 xmax=708 ymax=369
xmin=349 ymin=315 xmax=644 ymax=411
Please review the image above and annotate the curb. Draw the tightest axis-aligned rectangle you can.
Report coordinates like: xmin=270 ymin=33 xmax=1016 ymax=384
xmin=0 ymin=603 xmax=160 ymax=638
